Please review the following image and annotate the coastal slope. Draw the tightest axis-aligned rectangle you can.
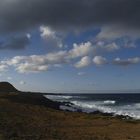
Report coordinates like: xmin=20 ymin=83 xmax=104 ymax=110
xmin=0 ymin=82 xmax=18 ymax=92
xmin=0 ymin=82 xmax=139 ymax=139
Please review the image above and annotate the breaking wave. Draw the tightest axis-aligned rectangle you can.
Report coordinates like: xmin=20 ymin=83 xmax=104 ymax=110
xmin=103 ymin=100 xmax=116 ymax=105
xmin=64 ymin=101 xmax=140 ymax=119
xmin=44 ymin=95 xmax=73 ymax=102
xmin=44 ymin=94 xmax=140 ymax=120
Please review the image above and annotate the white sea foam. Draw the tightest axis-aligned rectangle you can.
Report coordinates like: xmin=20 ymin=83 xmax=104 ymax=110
xmin=45 ymin=95 xmax=140 ymax=120
xmin=68 ymin=101 xmax=140 ymax=119
xmin=44 ymin=95 xmax=72 ymax=102
xmin=103 ymin=100 xmax=116 ymax=105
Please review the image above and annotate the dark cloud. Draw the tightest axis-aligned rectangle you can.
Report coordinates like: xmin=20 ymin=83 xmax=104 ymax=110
xmin=0 ymin=0 xmax=140 ymax=33
xmin=0 ymin=35 xmax=30 ymax=50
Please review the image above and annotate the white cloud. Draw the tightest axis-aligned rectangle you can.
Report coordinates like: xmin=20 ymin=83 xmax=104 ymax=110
xmin=113 ymin=57 xmax=140 ymax=66
xmin=3 ymin=51 xmax=68 ymax=73
xmin=45 ymin=51 xmax=68 ymax=64
xmin=0 ymin=64 xmax=8 ymax=72
xmin=20 ymin=81 xmax=26 ymax=85
xmin=7 ymin=77 xmax=12 ymax=80
xmin=26 ymin=33 xmax=31 ymax=39
xmin=16 ymin=63 xmax=49 ymax=73
xmin=5 ymin=56 xmax=27 ymax=66
xmin=40 ymin=26 xmax=55 ymax=37
xmin=93 ymin=56 xmax=107 ymax=65
xmin=104 ymin=43 xmax=120 ymax=52
xmin=74 ymin=56 xmax=91 ymax=68
xmin=3 ymin=41 xmax=93 ymax=73
xmin=122 ymin=38 xmax=136 ymax=48
xmin=77 ymin=72 xmax=86 ymax=76
xmin=69 ymin=42 xmax=93 ymax=58
xmin=40 ymin=26 xmax=63 ymax=48
xmin=93 ymin=41 xmax=120 ymax=54
xmin=0 ymin=37 xmax=139 ymax=74
xmin=97 ymin=25 xmax=140 ymax=39
xmin=93 ymin=25 xmax=139 ymax=55
xmin=69 ymin=41 xmax=120 ymax=58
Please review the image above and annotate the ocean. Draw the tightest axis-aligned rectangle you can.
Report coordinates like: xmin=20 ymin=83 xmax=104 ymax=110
xmin=45 ymin=94 xmax=140 ymax=120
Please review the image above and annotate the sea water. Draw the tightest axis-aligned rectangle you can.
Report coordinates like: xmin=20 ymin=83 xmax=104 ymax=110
xmin=45 ymin=94 xmax=140 ymax=120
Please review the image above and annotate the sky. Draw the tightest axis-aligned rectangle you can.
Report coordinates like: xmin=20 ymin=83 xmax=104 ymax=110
xmin=0 ymin=0 xmax=140 ymax=93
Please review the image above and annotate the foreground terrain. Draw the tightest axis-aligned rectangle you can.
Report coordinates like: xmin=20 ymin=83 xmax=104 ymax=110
xmin=0 ymin=92 xmax=140 ymax=140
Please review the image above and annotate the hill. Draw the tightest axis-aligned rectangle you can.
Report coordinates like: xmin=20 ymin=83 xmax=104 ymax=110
xmin=0 ymin=82 xmax=18 ymax=92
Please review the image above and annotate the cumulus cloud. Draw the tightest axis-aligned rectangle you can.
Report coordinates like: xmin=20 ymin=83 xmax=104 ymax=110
xmin=93 ymin=56 xmax=107 ymax=65
xmin=16 ymin=63 xmax=49 ymax=73
xmin=0 ymin=35 xmax=30 ymax=50
xmin=0 ymin=53 xmax=140 ymax=73
xmin=113 ymin=57 xmax=140 ymax=66
xmin=0 ymin=37 xmax=139 ymax=73
xmin=77 ymin=72 xmax=86 ymax=76
xmin=20 ymin=81 xmax=26 ymax=85
xmin=97 ymin=25 xmax=140 ymax=39
xmin=68 ymin=41 xmax=122 ymax=59
xmin=40 ymin=26 xmax=63 ymax=48
xmin=120 ymin=37 xmax=136 ymax=48
xmin=74 ymin=56 xmax=91 ymax=68
xmin=0 ymin=64 xmax=8 ymax=72
xmin=0 ymin=42 xmax=91 ymax=73
xmin=0 ymin=41 xmax=93 ymax=72
xmin=4 ymin=56 xmax=27 ymax=66
xmin=69 ymin=42 xmax=93 ymax=58
xmin=4 ymin=51 xmax=69 ymax=73
xmin=93 ymin=41 xmax=120 ymax=54
xmin=26 ymin=33 xmax=31 ymax=39
xmin=104 ymin=43 xmax=120 ymax=52
xmin=7 ymin=77 xmax=12 ymax=80
xmin=1 ymin=49 xmax=92 ymax=72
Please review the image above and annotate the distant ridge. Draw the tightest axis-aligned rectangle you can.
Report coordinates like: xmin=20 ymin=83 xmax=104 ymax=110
xmin=0 ymin=82 xmax=18 ymax=92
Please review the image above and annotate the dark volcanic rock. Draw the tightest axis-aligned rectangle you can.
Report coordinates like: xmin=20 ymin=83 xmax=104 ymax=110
xmin=0 ymin=82 xmax=18 ymax=92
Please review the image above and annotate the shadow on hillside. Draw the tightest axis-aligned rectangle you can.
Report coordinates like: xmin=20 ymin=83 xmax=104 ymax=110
xmin=3 ymin=92 xmax=61 ymax=110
